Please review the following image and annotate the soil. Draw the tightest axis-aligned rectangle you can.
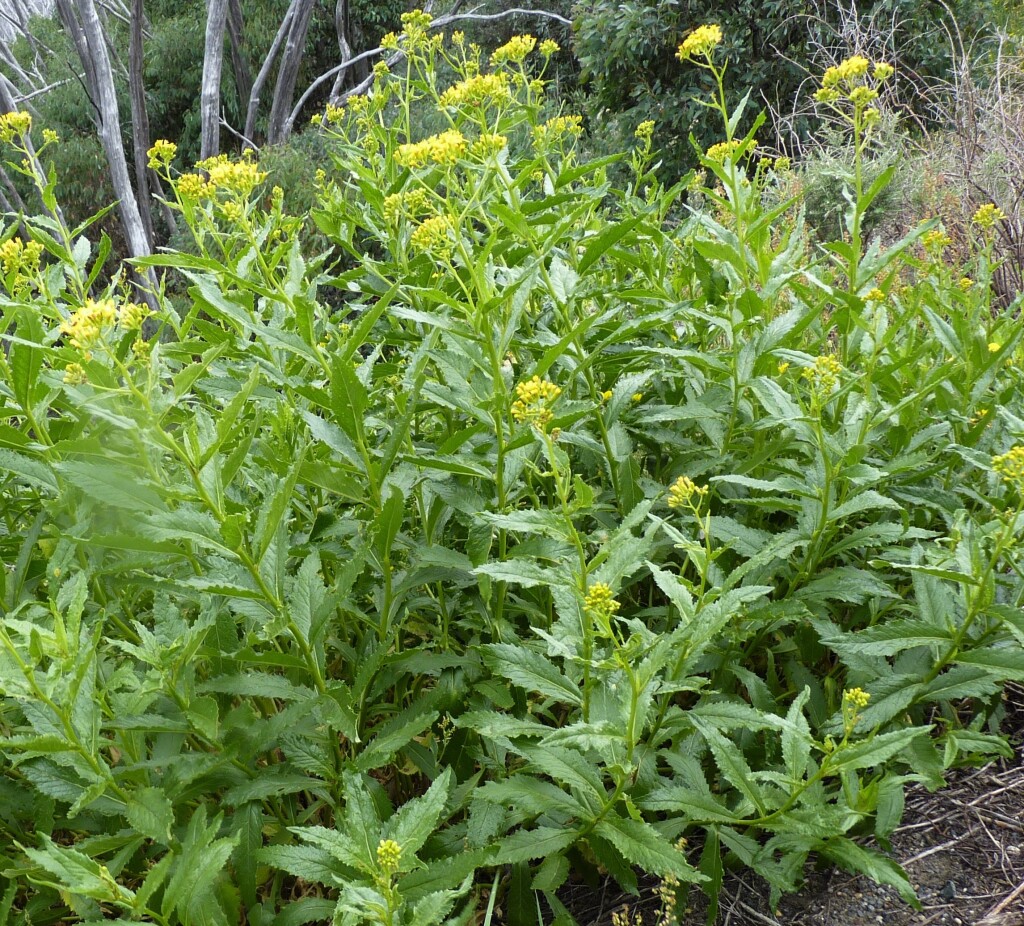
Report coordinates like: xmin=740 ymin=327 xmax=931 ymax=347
xmin=560 ymin=689 xmax=1024 ymax=926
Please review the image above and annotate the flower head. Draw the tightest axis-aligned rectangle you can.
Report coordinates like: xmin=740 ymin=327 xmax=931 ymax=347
xmin=439 ymin=73 xmax=511 ymax=109
xmin=802 ymin=354 xmax=842 ymax=394
xmin=993 ymin=446 xmax=1024 ymax=485
xmin=396 ymin=130 xmax=467 ymax=169
xmin=376 ymin=838 xmax=402 ymax=874
xmin=147 ymin=139 xmax=177 ymax=169
xmin=61 ymin=298 xmax=118 ymax=352
xmin=540 ymin=39 xmax=560 ymax=57
xmin=973 ymin=203 xmax=1007 ymax=230
xmin=511 ymin=376 xmax=561 ymax=428
xmin=676 ymin=24 xmax=722 ymax=62
xmin=667 ymin=475 xmax=708 ymax=509
xmin=0 ymin=110 xmax=31 ymax=143
xmin=635 ymin=120 xmax=655 ymax=141
xmin=491 ymin=35 xmax=536 ymax=66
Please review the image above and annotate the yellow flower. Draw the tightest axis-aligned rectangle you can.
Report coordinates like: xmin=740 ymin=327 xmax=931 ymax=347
xmin=381 ymin=31 xmax=399 ymax=50
xmin=821 ymin=55 xmax=870 ymax=89
xmin=118 ymin=302 xmax=149 ymax=331
xmin=382 ymin=188 xmax=431 ymax=224
xmin=42 ymin=128 xmax=59 ymax=144
xmin=959 ymin=276 xmax=974 ymax=290
xmin=198 ymin=153 xmax=268 ymax=196
xmin=0 ymin=110 xmax=31 ymax=143
xmin=843 ymin=687 xmax=871 ymax=709
xmin=848 ymin=85 xmax=878 ymax=106
xmin=973 ymin=203 xmax=1007 ymax=230
xmin=989 ymin=341 xmax=1002 ymax=353
xmin=533 ymin=115 xmax=583 ymax=149
xmin=865 ymin=287 xmax=885 ymax=303
xmin=540 ymin=39 xmax=560 ymax=57
xmin=63 ymin=362 xmax=87 ymax=385
xmin=704 ymin=139 xmax=750 ymax=162
xmin=373 ymin=61 xmax=390 ymax=78
xmin=873 ymin=62 xmax=894 ymax=80
xmin=376 ymin=839 xmax=402 ymax=874
xmin=439 ymin=73 xmax=511 ymax=108
xmin=395 ymin=130 xmax=467 ymax=169
xmin=922 ymin=228 xmax=951 ymax=254
xmin=147 ymin=139 xmax=177 ymax=169
xmin=631 ymin=392 xmax=643 ymax=402
xmin=470 ymin=133 xmax=508 ymax=158
xmin=491 ymin=35 xmax=536 ymax=66
xmin=176 ymin=172 xmax=211 ymax=200
xmin=400 ymin=9 xmax=433 ymax=47
xmin=777 ymin=361 xmax=790 ymax=375
xmin=993 ymin=445 xmax=1024 ymax=483
xmin=584 ymin=582 xmax=620 ymax=619
xmin=601 ymin=390 xmax=613 ymax=401
xmin=635 ymin=120 xmax=655 ymax=141
xmin=511 ymin=375 xmax=561 ymax=428
xmin=802 ymin=354 xmax=842 ymax=393
xmin=410 ymin=215 xmax=453 ymax=254
xmin=61 ymin=298 xmax=118 ymax=351
xmin=667 ymin=475 xmax=708 ymax=509
xmin=676 ymin=24 xmax=722 ymax=62
xmin=0 ymin=236 xmax=43 ymax=280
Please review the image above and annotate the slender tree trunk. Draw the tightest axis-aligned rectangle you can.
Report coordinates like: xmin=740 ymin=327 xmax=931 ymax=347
xmin=226 ymin=0 xmax=253 ymax=115
xmin=243 ymin=2 xmax=294 ymax=148
xmin=129 ymin=0 xmax=176 ymax=241
xmin=328 ymin=0 xmax=360 ymax=101
xmin=60 ymin=0 xmax=157 ymax=306
xmin=200 ymin=0 xmax=229 ymax=160
xmin=265 ymin=0 xmax=315 ymax=145
xmin=128 ymin=0 xmax=154 ymax=247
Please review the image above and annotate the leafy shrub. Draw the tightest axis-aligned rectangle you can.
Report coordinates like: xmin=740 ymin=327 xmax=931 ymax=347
xmin=572 ymin=0 xmax=1001 ymax=179
xmin=0 ymin=15 xmax=1023 ymax=926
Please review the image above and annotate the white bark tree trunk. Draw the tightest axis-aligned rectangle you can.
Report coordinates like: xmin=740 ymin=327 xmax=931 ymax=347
xmin=200 ymin=0 xmax=229 ymax=160
xmin=265 ymin=0 xmax=315 ymax=145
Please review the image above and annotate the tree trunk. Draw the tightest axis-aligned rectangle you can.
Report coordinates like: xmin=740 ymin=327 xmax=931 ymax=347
xmin=265 ymin=0 xmax=315 ymax=145
xmin=243 ymin=1 xmax=294 ymax=148
xmin=226 ymin=0 xmax=253 ymax=116
xmin=128 ymin=0 xmax=154 ymax=247
xmin=328 ymin=0 xmax=355 ymax=101
xmin=200 ymin=0 xmax=229 ymax=160
xmin=129 ymin=0 xmax=176 ymax=241
xmin=66 ymin=0 xmax=157 ymax=306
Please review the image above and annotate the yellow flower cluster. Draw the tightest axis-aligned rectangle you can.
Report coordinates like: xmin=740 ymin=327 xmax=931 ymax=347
xmin=61 ymin=298 xmax=118 ymax=352
xmin=667 ymin=475 xmax=709 ymax=509
xmin=865 ymin=287 xmax=885 ymax=302
xmin=381 ymin=31 xmax=399 ymax=50
xmin=200 ymin=153 xmax=269 ymax=196
xmin=382 ymin=188 xmax=432 ymax=225
xmin=802 ymin=354 xmax=842 ymax=393
xmin=705 ymin=139 xmax=749 ymax=162
xmin=843 ymin=687 xmax=871 ymax=709
xmin=0 ymin=236 xmax=43 ymax=279
xmin=540 ymin=39 xmax=560 ymax=57
xmin=399 ymin=9 xmax=434 ymax=48
xmin=409 ymin=214 xmax=453 ymax=253
xmin=395 ymin=130 xmax=467 ymax=169
xmin=973 ymin=203 xmax=1007 ymax=230
xmin=635 ymin=120 xmax=655 ymax=141
xmin=533 ymin=115 xmax=583 ymax=147
xmin=922 ymin=228 xmax=951 ymax=254
xmin=0 ymin=110 xmax=31 ymax=143
xmin=471 ymin=133 xmax=508 ymax=158
xmin=376 ymin=838 xmax=402 ymax=874
xmin=511 ymin=375 xmax=561 ymax=427
xmin=491 ymin=35 xmax=536 ymax=65
xmin=814 ymin=56 xmax=891 ymax=110
xmin=439 ymin=73 xmax=511 ymax=108
xmin=584 ymin=582 xmax=620 ymax=620
xmin=676 ymin=24 xmax=722 ymax=62
xmin=63 ymin=362 xmax=87 ymax=385
xmin=992 ymin=446 xmax=1024 ymax=484
xmin=147 ymin=139 xmax=177 ymax=169
xmin=311 ymin=104 xmax=346 ymax=127
xmin=118 ymin=301 xmax=149 ymax=331
xmin=42 ymin=128 xmax=58 ymax=145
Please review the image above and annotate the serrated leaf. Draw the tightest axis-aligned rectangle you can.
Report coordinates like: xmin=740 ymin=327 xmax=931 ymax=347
xmin=480 ymin=644 xmax=581 ymax=706
xmin=594 ymin=816 xmax=702 ymax=882
xmin=126 ymin=787 xmax=174 ymax=845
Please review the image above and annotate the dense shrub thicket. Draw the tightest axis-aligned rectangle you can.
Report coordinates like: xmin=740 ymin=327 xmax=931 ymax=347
xmin=0 ymin=15 xmax=1022 ymax=926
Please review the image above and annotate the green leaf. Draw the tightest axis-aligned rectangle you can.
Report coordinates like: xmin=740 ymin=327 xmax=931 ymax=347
xmin=594 ymin=816 xmax=702 ymax=882
xmin=480 ymin=644 xmax=582 ymax=706
xmin=819 ymin=837 xmax=919 ymax=909
xmin=387 ymin=768 xmax=452 ymax=857
xmin=126 ymin=787 xmax=174 ymax=845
